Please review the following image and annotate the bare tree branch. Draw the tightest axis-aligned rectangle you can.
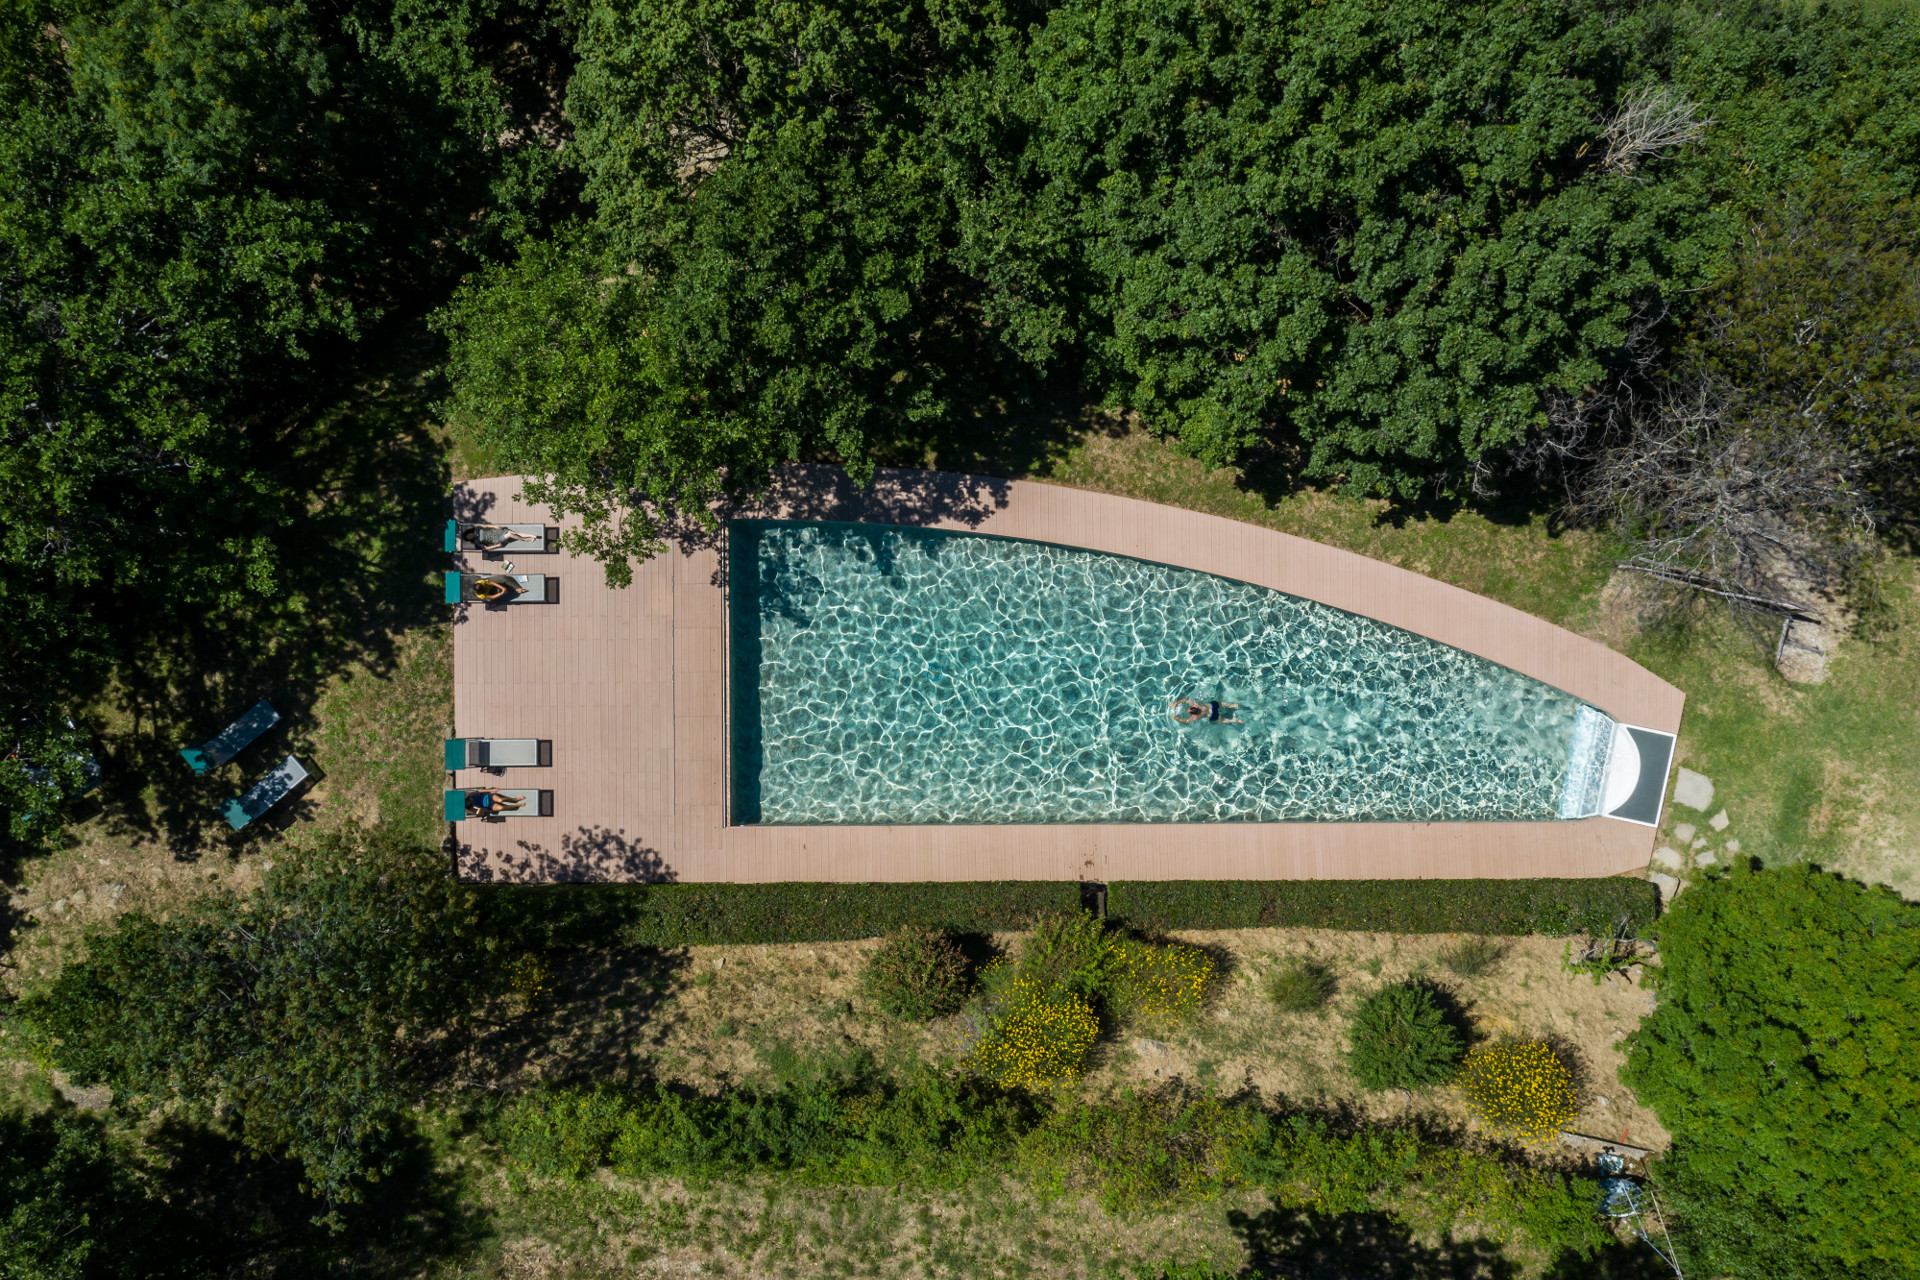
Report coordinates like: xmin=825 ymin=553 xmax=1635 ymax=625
xmin=1602 ymin=85 xmax=1712 ymax=176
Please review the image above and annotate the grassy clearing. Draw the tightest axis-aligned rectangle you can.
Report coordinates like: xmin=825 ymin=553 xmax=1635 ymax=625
xmin=424 ymin=923 xmax=1660 ymax=1279
xmin=472 ymin=928 xmax=1667 ymax=1149
xmin=1628 ymin=559 xmax=1920 ymax=896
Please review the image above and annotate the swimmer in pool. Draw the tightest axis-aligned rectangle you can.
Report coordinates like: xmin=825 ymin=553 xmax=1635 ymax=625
xmin=1171 ymin=699 xmax=1242 ymax=724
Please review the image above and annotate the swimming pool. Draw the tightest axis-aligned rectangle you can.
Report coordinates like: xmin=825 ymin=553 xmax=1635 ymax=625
xmin=729 ymin=520 xmax=1618 ymax=825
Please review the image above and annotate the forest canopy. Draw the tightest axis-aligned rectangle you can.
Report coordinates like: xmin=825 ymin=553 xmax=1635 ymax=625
xmin=440 ymin=0 xmax=1920 ymax=577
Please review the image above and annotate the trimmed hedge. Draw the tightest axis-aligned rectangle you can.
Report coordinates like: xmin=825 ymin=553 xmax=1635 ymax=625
xmin=1110 ymin=878 xmax=1656 ymax=938
xmin=478 ymin=878 xmax=1656 ymax=949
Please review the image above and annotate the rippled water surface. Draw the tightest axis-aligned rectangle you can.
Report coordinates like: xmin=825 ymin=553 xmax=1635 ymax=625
xmin=730 ymin=521 xmax=1595 ymax=825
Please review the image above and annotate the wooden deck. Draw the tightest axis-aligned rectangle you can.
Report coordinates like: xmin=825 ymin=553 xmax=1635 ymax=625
xmin=450 ymin=468 xmax=1683 ymax=883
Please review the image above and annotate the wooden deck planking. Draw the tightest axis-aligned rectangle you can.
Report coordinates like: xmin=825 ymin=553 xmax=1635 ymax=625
xmin=451 ymin=469 xmax=1682 ymax=883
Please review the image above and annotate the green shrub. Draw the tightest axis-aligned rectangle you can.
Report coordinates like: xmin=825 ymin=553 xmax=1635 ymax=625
xmin=1346 ymin=984 xmax=1464 ymax=1090
xmin=476 ymin=879 xmax=1659 ymax=949
xmin=1265 ymin=960 xmax=1335 ymax=1013
xmin=1020 ymin=1086 xmax=1244 ymax=1213
xmin=1021 ymin=910 xmax=1116 ymax=1001
xmin=861 ymin=926 xmax=970 ymax=1020
xmin=1439 ymin=937 xmax=1505 ymax=978
xmin=492 ymin=1065 xmax=1032 ymax=1188
xmin=18 ymin=826 xmax=492 ymax=1209
xmin=1623 ymin=864 xmax=1920 ymax=1279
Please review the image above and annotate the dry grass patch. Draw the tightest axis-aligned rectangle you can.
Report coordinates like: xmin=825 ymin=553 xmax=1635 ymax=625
xmin=1082 ymin=927 xmax=1668 ymax=1151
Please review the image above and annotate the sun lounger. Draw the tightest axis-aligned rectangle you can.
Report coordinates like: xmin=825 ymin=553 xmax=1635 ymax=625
xmin=446 ymin=520 xmax=554 ymax=554
xmin=444 ymin=738 xmax=552 ymax=769
xmin=443 ymin=572 xmax=558 ymax=605
xmin=219 ymin=754 xmax=309 ymax=831
xmin=443 ymin=788 xmax=553 ymax=821
xmin=180 ymin=699 xmax=280 ymax=775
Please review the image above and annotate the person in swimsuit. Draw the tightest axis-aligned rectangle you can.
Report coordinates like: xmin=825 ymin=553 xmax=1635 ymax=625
xmin=1171 ymin=698 xmax=1242 ymax=724
xmin=464 ymin=522 xmax=540 ymax=549
xmin=465 ymin=788 xmax=526 ymax=815
xmin=472 ymin=575 xmax=526 ymax=602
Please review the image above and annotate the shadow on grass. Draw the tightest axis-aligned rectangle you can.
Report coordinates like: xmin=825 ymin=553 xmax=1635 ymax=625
xmin=83 ymin=323 xmax=452 ymax=861
xmin=142 ymin=1117 xmax=489 ymax=1279
xmin=459 ymin=946 xmax=690 ymax=1090
xmin=1232 ymin=1202 xmax=1518 ymax=1279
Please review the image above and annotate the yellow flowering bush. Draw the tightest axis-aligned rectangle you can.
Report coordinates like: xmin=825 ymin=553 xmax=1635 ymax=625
xmin=506 ymin=950 xmax=555 ymax=1015
xmin=965 ymin=968 xmax=1099 ymax=1089
xmin=1107 ymin=936 xmax=1215 ymax=1022
xmin=1457 ymin=1040 xmax=1578 ymax=1143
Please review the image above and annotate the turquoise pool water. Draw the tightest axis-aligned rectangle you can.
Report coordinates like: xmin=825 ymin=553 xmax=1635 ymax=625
xmin=729 ymin=521 xmax=1609 ymax=825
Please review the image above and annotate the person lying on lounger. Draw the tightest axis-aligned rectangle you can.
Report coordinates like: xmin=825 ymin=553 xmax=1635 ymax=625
xmin=463 ymin=522 xmax=540 ymax=549
xmin=464 ymin=788 xmax=526 ymax=815
xmin=1171 ymin=698 xmax=1241 ymax=724
xmin=472 ymin=575 xmax=526 ymax=602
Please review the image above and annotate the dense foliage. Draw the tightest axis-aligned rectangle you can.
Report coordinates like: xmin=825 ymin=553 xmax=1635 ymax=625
xmin=493 ymin=1065 xmax=1610 ymax=1259
xmin=1624 ymin=864 xmax=1920 ymax=1279
xmin=0 ymin=0 xmax=566 ymax=837
xmin=0 ymin=1107 xmax=143 ymax=1280
xmin=1346 ymin=983 xmax=1465 ymax=1091
xmin=479 ymin=877 xmax=1657 ymax=947
xmin=441 ymin=0 xmax=1920 ymax=585
xmin=20 ymin=828 xmax=496 ymax=1208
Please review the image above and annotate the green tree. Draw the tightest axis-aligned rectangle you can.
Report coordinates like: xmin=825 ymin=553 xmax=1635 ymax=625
xmin=0 ymin=0 xmax=567 ymax=839
xmin=1623 ymin=864 xmax=1920 ymax=1278
xmin=20 ymin=827 xmax=498 ymax=1211
xmin=440 ymin=0 xmax=1019 ymax=580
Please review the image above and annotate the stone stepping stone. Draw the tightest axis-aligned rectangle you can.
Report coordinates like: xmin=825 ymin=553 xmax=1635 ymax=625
xmin=1673 ymin=823 xmax=1696 ymax=844
xmin=1649 ymin=872 xmax=1682 ymax=904
xmin=1695 ymin=851 xmax=1718 ymax=868
xmin=1652 ymin=847 xmax=1684 ymax=871
xmin=1709 ymin=808 xmax=1730 ymax=831
xmin=1674 ymin=768 xmax=1714 ymax=811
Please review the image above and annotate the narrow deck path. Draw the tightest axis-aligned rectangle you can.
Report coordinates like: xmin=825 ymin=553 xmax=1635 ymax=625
xmin=450 ymin=467 xmax=1682 ymax=883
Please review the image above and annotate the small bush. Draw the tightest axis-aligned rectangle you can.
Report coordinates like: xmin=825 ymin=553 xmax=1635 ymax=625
xmin=964 ymin=967 xmax=1100 ymax=1089
xmin=1020 ymin=910 xmax=1114 ymax=1000
xmin=1347 ymin=984 xmax=1464 ymax=1090
xmin=861 ymin=926 xmax=969 ymax=1020
xmin=505 ymin=950 xmax=555 ymax=1016
xmin=1265 ymin=959 xmax=1335 ymax=1012
xmin=1458 ymin=1041 xmax=1578 ymax=1143
xmin=1439 ymin=937 xmax=1504 ymax=978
